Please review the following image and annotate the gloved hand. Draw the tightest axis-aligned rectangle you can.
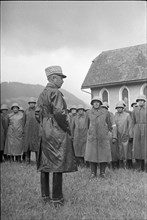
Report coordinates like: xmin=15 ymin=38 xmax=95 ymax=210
xmin=129 ymin=138 xmax=133 ymax=142
xmin=112 ymin=138 xmax=116 ymax=144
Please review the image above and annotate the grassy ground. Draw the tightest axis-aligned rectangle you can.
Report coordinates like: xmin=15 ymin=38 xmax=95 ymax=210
xmin=1 ymin=161 xmax=147 ymax=220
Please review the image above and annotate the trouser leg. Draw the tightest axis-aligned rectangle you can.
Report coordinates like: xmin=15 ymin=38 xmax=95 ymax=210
xmin=141 ymin=160 xmax=145 ymax=172
xmin=119 ymin=160 xmax=124 ymax=168
xmin=40 ymin=172 xmax=50 ymax=197
xmin=136 ymin=159 xmax=141 ymax=171
xmin=0 ymin=151 xmax=3 ymax=163
xmin=16 ymin=155 xmax=21 ymax=162
xmin=90 ymin=162 xmax=97 ymax=177
xmin=52 ymin=172 xmax=63 ymax=201
xmin=127 ymin=159 xmax=133 ymax=169
xmin=100 ymin=162 xmax=107 ymax=178
xmin=22 ymin=153 xmax=26 ymax=162
xmin=26 ymin=150 xmax=31 ymax=163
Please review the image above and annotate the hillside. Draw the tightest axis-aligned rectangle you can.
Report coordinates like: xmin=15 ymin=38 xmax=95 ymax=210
xmin=1 ymin=82 xmax=89 ymax=110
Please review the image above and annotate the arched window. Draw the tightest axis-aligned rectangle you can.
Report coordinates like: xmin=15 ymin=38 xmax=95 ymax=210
xmin=100 ymin=88 xmax=109 ymax=103
xmin=119 ymin=86 xmax=130 ymax=110
xmin=140 ymin=83 xmax=147 ymax=97
xmin=143 ymin=85 xmax=147 ymax=97
xmin=102 ymin=90 xmax=108 ymax=102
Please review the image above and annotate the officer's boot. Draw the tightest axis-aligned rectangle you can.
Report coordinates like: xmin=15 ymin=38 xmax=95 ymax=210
xmin=90 ymin=162 xmax=97 ymax=178
xmin=40 ymin=172 xmax=50 ymax=199
xmin=100 ymin=162 xmax=107 ymax=178
xmin=26 ymin=150 xmax=31 ymax=164
xmin=52 ymin=172 xmax=63 ymax=206
xmin=141 ymin=160 xmax=145 ymax=172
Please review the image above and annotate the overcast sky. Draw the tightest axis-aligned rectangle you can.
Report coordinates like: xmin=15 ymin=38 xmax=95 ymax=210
xmin=1 ymin=1 xmax=146 ymax=104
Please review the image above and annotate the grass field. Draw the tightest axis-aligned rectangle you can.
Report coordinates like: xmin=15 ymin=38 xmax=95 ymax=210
xmin=1 ymin=161 xmax=147 ymax=220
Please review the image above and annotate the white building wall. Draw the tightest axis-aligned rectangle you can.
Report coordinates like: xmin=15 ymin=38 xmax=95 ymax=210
xmin=91 ymin=82 xmax=144 ymax=114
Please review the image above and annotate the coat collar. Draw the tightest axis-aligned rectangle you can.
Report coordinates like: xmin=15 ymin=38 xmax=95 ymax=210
xmin=91 ymin=107 xmax=104 ymax=117
xmin=45 ymin=83 xmax=64 ymax=96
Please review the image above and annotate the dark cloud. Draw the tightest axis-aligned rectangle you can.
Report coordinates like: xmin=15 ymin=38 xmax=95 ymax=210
xmin=1 ymin=1 xmax=146 ymax=55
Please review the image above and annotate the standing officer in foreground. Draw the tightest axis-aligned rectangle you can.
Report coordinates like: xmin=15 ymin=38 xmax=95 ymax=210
xmin=35 ymin=65 xmax=77 ymax=206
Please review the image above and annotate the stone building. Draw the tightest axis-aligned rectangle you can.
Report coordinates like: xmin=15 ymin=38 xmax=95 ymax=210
xmin=81 ymin=44 xmax=147 ymax=113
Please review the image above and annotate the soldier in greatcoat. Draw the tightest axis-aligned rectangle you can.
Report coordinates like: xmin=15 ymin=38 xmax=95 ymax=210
xmin=71 ymin=104 xmax=88 ymax=167
xmin=4 ymin=103 xmax=23 ymax=162
xmin=132 ymin=95 xmax=147 ymax=172
xmin=85 ymin=96 xmax=112 ymax=178
xmin=114 ymin=101 xmax=132 ymax=168
xmin=23 ymin=97 xmax=40 ymax=163
xmin=0 ymin=104 xmax=9 ymax=162
xmin=101 ymin=102 xmax=118 ymax=169
xmin=69 ymin=105 xmax=77 ymax=130
xmin=35 ymin=65 xmax=77 ymax=206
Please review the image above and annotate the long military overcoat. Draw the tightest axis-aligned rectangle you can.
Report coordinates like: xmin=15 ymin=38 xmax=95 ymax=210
xmin=4 ymin=112 xmax=23 ymax=155
xmin=23 ymin=107 xmax=40 ymax=152
xmin=0 ymin=113 xmax=8 ymax=151
xmin=132 ymin=105 xmax=147 ymax=160
xmin=114 ymin=111 xmax=132 ymax=160
xmin=35 ymin=83 xmax=77 ymax=173
xmin=85 ymin=107 xmax=112 ymax=163
xmin=71 ymin=113 xmax=88 ymax=157
xmin=108 ymin=111 xmax=119 ymax=161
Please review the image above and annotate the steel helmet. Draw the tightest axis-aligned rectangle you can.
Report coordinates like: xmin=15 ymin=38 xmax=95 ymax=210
xmin=28 ymin=97 xmax=36 ymax=104
xmin=1 ymin=104 xmax=8 ymax=110
xmin=115 ymin=101 xmax=125 ymax=109
xmin=131 ymin=102 xmax=137 ymax=107
xmin=11 ymin=103 xmax=20 ymax=110
xmin=77 ymin=104 xmax=85 ymax=110
xmin=91 ymin=96 xmax=102 ymax=105
xmin=70 ymin=105 xmax=77 ymax=111
xmin=136 ymin=94 xmax=146 ymax=102
xmin=101 ymin=102 xmax=109 ymax=109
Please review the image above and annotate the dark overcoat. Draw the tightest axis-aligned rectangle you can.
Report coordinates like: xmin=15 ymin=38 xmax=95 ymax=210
xmin=108 ymin=111 xmax=119 ymax=161
xmin=4 ymin=112 xmax=23 ymax=155
xmin=0 ymin=113 xmax=8 ymax=151
xmin=85 ymin=107 xmax=112 ymax=163
xmin=71 ymin=113 xmax=88 ymax=157
xmin=132 ymin=105 xmax=147 ymax=160
xmin=23 ymin=107 xmax=40 ymax=152
xmin=114 ymin=111 xmax=132 ymax=160
xmin=35 ymin=83 xmax=77 ymax=173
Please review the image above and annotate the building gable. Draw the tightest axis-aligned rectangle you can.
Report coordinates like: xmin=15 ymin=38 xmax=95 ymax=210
xmin=81 ymin=44 xmax=147 ymax=89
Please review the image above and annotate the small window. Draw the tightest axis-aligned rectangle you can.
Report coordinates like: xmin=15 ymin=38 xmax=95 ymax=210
xmin=121 ymin=87 xmax=129 ymax=110
xmin=102 ymin=90 xmax=108 ymax=102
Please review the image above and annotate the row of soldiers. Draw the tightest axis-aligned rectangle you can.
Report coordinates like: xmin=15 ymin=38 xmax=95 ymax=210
xmin=0 ymin=97 xmax=40 ymax=163
xmin=68 ymin=94 xmax=146 ymax=177
xmin=1 ymin=94 xmax=146 ymax=177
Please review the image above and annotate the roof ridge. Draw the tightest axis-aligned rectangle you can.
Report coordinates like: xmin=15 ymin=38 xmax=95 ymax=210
xmin=101 ymin=43 xmax=147 ymax=54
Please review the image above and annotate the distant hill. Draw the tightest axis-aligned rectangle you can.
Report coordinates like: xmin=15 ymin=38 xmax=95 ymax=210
xmin=1 ymin=82 xmax=90 ymax=110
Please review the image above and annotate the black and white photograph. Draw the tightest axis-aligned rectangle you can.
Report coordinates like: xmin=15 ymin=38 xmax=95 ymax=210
xmin=1 ymin=1 xmax=147 ymax=219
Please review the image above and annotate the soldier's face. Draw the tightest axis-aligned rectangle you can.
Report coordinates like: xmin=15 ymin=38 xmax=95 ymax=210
xmin=2 ymin=109 xmax=8 ymax=114
xmin=71 ymin=109 xmax=76 ymax=114
xmin=29 ymin=102 xmax=36 ymax=108
xmin=117 ymin=107 xmax=123 ymax=113
xmin=53 ymin=75 xmax=64 ymax=88
xmin=13 ymin=107 xmax=19 ymax=113
xmin=93 ymin=101 xmax=100 ymax=109
xmin=78 ymin=109 xmax=84 ymax=115
xmin=138 ymin=100 xmax=145 ymax=107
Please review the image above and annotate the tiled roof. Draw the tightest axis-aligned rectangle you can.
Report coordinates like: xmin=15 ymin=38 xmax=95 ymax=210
xmin=81 ymin=44 xmax=147 ymax=89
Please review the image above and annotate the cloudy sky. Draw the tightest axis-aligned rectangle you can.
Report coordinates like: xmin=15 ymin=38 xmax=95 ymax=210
xmin=1 ymin=1 xmax=146 ymax=104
